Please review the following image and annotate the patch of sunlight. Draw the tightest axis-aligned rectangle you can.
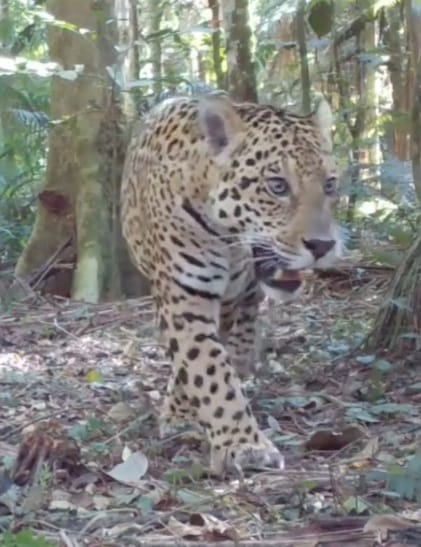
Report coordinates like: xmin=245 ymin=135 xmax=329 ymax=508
xmin=0 ymin=55 xmax=59 ymax=77
xmin=0 ymin=353 xmax=25 ymax=370
xmin=357 ymin=198 xmax=397 ymax=216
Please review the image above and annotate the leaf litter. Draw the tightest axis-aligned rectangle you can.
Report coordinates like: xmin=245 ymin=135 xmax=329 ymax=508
xmin=1 ymin=265 xmax=421 ymax=545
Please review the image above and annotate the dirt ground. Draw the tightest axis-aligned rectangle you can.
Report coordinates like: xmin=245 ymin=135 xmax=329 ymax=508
xmin=1 ymin=266 xmax=421 ymax=546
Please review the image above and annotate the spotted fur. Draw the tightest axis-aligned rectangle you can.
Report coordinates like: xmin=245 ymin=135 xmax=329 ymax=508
xmin=121 ymin=95 xmax=340 ymax=474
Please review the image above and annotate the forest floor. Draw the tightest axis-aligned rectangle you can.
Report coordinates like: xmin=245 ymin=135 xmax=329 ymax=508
xmin=1 ymin=265 xmax=421 ymax=547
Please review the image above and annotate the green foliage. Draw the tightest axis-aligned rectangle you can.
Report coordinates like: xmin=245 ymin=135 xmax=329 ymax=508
xmin=345 ymin=400 xmax=416 ymax=424
xmin=0 ymin=0 xmax=47 ymax=57
xmin=0 ymin=74 xmax=48 ymax=264
xmin=367 ymin=452 xmax=421 ymax=502
xmin=0 ymin=530 xmax=55 ymax=547
xmin=308 ymin=0 xmax=334 ymax=38
xmin=68 ymin=416 xmax=112 ymax=443
xmin=163 ymin=462 xmax=204 ymax=485
xmin=0 ymin=1 xmax=50 ymax=265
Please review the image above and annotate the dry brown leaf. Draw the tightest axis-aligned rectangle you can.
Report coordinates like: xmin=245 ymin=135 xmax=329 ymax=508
xmin=21 ymin=484 xmax=47 ymax=513
xmin=167 ymin=513 xmax=240 ymax=541
xmin=107 ymin=402 xmax=135 ymax=422
xmin=363 ymin=514 xmax=419 ymax=542
xmin=92 ymin=494 xmax=113 ymax=510
xmin=167 ymin=516 xmax=203 ymax=538
xmin=306 ymin=426 xmax=364 ymax=451
xmin=348 ymin=436 xmax=379 ymax=466
xmin=364 ymin=514 xmax=416 ymax=532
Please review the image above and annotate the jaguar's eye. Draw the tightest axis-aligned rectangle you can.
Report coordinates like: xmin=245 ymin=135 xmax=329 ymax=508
xmin=324 ymin=177 xmax=337 ymax=196
xmin=267 ymin=177 xmax=290 ymax=197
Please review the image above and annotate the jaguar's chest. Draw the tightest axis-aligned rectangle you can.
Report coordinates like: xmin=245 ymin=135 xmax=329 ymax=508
xmin=223 ymin=245 xmax=255 ymax=303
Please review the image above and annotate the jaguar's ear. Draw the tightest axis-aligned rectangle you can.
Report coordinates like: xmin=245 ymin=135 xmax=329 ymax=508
xmin=198 ymin=96 xmax=246 ymax=161
xmin=312 ymin=98 xmax=333 ymax=152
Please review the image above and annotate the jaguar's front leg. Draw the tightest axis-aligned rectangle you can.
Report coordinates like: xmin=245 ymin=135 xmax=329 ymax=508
xmin=158 ymin=296 xmax=283 ymax=475
xmin=157 ymin=328 xmax=199 ymax=437
xmin=222 ymin=284 xmax=264 ymax=380
xmin=159 ymin=372 xmax=199 ymax=437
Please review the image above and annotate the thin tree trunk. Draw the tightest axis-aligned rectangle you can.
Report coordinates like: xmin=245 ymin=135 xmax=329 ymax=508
xmin=385 ymin=3 xmax=410 ymax=160
xmin=361 ymin=19 xmax=379 ymax=169
xmin=0 ymin=0 xmax=8 ymax=23
xmin=129 ymin=0 xmax=141 ymax=81
xmin=114 ymin=0 xmax=140 ymax=111
xmin=333 ymin=6 xmax=366 ymax=225
xmin=209 ymin=0 xmax=225 ymax=90
xmin=221 ymin=0 xmax=257 ymax=102
xmin=147 ymin=0 xmax=163 ymax=97
xmin=408 ymin=0 xmax=421 ymax=202
xmin=296 ymin=0 xmax=311 ymax=113
xmin=114 ymin=0 xmax=151 ymax=297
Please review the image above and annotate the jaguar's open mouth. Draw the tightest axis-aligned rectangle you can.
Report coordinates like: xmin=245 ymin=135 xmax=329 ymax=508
xmin=252 ymin=244 xmax=303 ymax=293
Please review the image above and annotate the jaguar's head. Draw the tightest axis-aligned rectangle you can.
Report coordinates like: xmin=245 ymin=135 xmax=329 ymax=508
xmin=197 ymin=95 xmax=341 ymax=300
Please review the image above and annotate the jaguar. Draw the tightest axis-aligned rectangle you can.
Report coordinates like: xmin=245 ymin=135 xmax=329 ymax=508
xmin=121 ymin=94 xmax=341 ymax=474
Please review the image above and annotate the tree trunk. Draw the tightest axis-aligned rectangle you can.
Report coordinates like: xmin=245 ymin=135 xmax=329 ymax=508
xmin=147 ymin=0 xmax=163 ymax=97
xmin=208 ymin=0 xmax=225 ymax=90
xmin=296 ymin=0 xmax=311 ymax=113
xmin=361 ymin=18 xmax=379 ymax=170
xmin=367 ymin=232 xmax=421 ymax=354
xmin=408 ymin=0 xmax=421 ymax=202
xmin=129 ymin=0 xmax=141 ymax=82
xmin=333 ymin=29 xmax=365 ymax=225
xmin=0 ymin=0 xmax=8 ymax=27
xmin=114 ymin=0 xmax=151 ymax=298
xmin=384 ymin=3 xmax=411 ymax=161
xmin=221 ymin=0 xmax=257 ymax=102
xmin=115 ymin=0 xmax=140 ymax=115
xmin=15 ymin=0 xmax=116 ymax=303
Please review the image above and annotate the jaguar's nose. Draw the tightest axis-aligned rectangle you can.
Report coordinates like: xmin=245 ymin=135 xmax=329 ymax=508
xmin=302 ymin=238 xmax=335 ymax=260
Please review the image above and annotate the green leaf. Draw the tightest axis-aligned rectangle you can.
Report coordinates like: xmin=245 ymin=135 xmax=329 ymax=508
xmin=0 ymin=530 xmax=55 ymax=547
xmin=136 ymin=495 xmax=154 ymax=514
xmin=346 ymin=406 xmax=379 ymax=423
xmin=373 ymin=359 xmax=392 ymax=373
xmin=342 ymin=495 xmax=370 ymax=514
xmin=176 ymin=488 xmax=211 ymax=506
xmin=367 ymin=453 xmax=421 ymax=502
xmin=163 ymin=468 xmax=190 ymax=485
xmin=370 ymin=248 xmax=403 ymax=267
xmin=407 ymin=452 xmax=421 ymax=474
xmin=85 ymin=369 xmax=103 ymax=383
xmin=308 ymin=0 xmax=334 ymax=38
xmin=284 ymin=396 xmax=312 ymax=408
xmin=68 ymin=423 xmax=90 ymax=442
xmin=371 ymin=402 xmax=416 ymax=416
xmin=356 ymin=354 xmax=376 ymax=365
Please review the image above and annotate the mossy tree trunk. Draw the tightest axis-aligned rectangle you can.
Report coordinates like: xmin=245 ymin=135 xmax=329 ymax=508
xmin=221 ymin=0 xmax=257 ymax=102
xmin=15 ymin=0 xmax=118 ymax=303
xmin=367 ymin=232 xmax=421 ymax=354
